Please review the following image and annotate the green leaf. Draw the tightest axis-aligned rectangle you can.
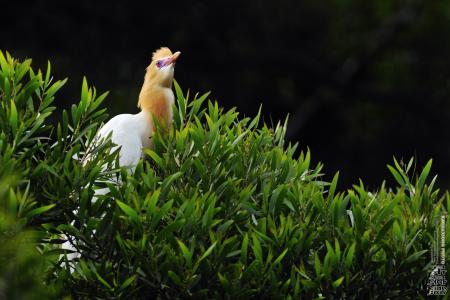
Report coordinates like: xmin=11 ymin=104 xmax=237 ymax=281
xmin=402 ymin=250 xmax=428 ymax=265
xmin=387 ymin=165 xmax=406 ymax=187
xmin=189 ymin=92 xmax=209 ymax=120
xmin=15 ymin=59 xmax=31 ymax=82
xmin=44 ymin=60 xmax=51 ymax=86
xmin=314 ymin=253 xmax=321 ymax=277
xmin=231 ymin=131 xmax=248 ymax=147
xmin=119 ymin=275 xmax=137 ymax=291
xmin=145 ymin=189 xmax=160 ymax=215
xmin=218 ymin=272 xmax=230 ymax=290
xmin=168 ymin=270 xmax=183 ymax=287
xmin=160 ymin=172 xmax=183 ymax=200
xmin=7 ymin=188 xmax=17 ymax=216
xmin=328 ymin=171 xmax=339 ymax=201
xmin=345 ymin=242 xmax=356 ymax=269
xmin=145 ymin=149 xmax=164 ymax=168
xmin=406 ymin=157 xmax=414 ymax=173
xmin=81 ymin=76 xmax=89 ymax=106
xmin=198 ymin=241 xmax=217 ymax=264
xmin=273 ymin=248 xmax=289 ymax=265
xmin=90 ymin=91 xmax=109 ymax=112
xmin=173 ymin=79 xmax=186 ymax=119
xmin=375 ymin=218 xmax=396 ymax=243
xmin=252 ymin=234 xmax=263 ymax=263
xmin=151 ymin=199 xmax=173 ymax=229
xmin=9 ymin=100 xmax=18 ymax=134
xmin=248 ymin=105 xmax=262 ymax=130
xmin=116 ymin=200 xmax=140 ymax=225
xmin=44 ymin=78 xmax=67 ymax=107
xmin=375 ymin=197 xmax=398 ymax=225
xmin=26 ymin=204 xmax=56 ymax=218
xmin=241 ymin=233 xmax=249 ymax=264
xmin=0 ymin=50 xmax=9 ymax=75
xmin=225 ymin=250 xmax=241 ymax=258
xmin=94 ymin=271 xmax=113 ymax=290
xmin=405 ymin=230 xmax=422 ymax=254
xmin=283 ymin=199 xmax=296 ymax=212
xmin=418 ymin=159 xmax=432 ymax=190
xmin=334 ymin=239 xmax=341 ymax=260
xmin=332 ymin=276 xmax=344 ymax=289
xmin=177 ymin=239 xmax=193 ymax=268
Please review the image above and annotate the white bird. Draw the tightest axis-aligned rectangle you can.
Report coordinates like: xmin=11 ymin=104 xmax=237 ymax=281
xmin=61 ymin=47 xmax=180 ymax=269
xmin=96 ymin=47 xmax=180 ymax=171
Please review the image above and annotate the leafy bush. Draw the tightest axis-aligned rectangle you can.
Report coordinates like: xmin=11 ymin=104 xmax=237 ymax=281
xmin=0 ymin=51 xmax=448 ymax=299
xmin=0 ymin=185 xmax=58 ymax=299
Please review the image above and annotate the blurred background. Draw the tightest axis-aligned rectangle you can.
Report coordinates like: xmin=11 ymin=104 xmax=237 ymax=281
xmin=3 ymin=0 xmax=450 ymax=189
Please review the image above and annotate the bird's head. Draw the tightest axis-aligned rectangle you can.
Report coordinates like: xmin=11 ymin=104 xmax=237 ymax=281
xmin=145 ymin=47 xmax=181 ymax=87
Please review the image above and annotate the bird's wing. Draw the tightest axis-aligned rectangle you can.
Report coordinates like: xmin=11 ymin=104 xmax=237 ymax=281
xmin=113 ymin=129 xmax=142 ymax=170
xmin=96 ymin=114 xmax=143 ymax=171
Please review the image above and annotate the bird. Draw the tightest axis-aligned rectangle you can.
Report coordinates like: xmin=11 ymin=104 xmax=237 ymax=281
xmin=61 ymin=47 xmax=180 ymax=269
xmin=95 ymin=47 xmax=180 ymax=171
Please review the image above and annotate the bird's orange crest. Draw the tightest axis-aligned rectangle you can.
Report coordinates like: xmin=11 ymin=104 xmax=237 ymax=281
xmin=152 ymin=47 xmax=173 ymax=61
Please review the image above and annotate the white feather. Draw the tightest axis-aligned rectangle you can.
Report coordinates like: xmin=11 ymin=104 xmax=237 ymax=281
xmin=97 ymin=111 xmax=154 ymax=171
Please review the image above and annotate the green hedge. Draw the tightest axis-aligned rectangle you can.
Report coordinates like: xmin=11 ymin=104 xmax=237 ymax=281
xmin=0 ymin=51 xmax=448 ymax=299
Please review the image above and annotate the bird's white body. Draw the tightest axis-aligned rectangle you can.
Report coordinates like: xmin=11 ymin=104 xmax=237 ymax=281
xmin=97 ymin=87 xmax=174 ymax=170
xmin=98 ymin=111 xmax=152 ymax=169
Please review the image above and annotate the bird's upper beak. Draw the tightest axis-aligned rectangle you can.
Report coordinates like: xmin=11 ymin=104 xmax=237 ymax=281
xmin=166 ymin=51 xmax=181 ymax=65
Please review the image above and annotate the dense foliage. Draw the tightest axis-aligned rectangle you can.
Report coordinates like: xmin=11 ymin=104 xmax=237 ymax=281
xmin=0 ymin=52 xmax=448 ymax=299
xmin=6 ymin=0 xmax=450 ymax=188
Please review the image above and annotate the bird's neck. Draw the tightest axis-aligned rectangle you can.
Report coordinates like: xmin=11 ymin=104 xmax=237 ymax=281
xmin=138 ymin=80 xmax=174 ymax=130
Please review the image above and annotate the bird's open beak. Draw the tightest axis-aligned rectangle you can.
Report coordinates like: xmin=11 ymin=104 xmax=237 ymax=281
xmin=166 ymin=51 xmax=181 ymax=65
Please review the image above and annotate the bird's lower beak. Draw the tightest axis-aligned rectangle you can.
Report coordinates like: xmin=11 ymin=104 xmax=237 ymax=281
xmin=167 ymin=51 xmax=181 ymax=65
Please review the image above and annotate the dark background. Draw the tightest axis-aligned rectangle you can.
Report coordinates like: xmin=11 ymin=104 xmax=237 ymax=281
xmin=3 ymin=0 xmax=450 ymax=189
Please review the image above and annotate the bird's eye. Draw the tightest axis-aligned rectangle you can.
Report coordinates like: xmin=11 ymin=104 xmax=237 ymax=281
xmin=156 ymin=60 xmax=163 ymax=68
